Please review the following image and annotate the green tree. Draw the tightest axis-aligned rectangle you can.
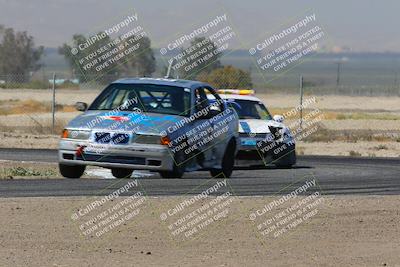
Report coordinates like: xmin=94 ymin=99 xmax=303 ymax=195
xmin=125 ymin=36 xmax=156 ymax=77
xmin=0 ymin=25 xmax=43 ymax=81
xmin=59 ymin=33 xmax=156 ymax=84
xmin=58 ymin=33 xmax=118 ymax=84
xmin=178 ymin=37 xmax=222 ymax=79
xmin=197 ymin=65 xmax=253 ymax=89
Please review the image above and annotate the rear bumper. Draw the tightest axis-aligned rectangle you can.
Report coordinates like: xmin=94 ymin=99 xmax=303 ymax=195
xmin=58 ymin=139 xmax=174 ymax=171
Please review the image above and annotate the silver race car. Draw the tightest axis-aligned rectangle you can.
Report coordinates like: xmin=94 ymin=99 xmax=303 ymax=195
xmin=59 ymin=78 xmax=239 ymax=179
xmin=209 ymin=89 xmax=296 ymax=168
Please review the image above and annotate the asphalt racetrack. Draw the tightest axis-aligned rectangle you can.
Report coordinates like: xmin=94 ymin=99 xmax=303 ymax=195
xmin=0 ymin=148 xmax=399 ymax=197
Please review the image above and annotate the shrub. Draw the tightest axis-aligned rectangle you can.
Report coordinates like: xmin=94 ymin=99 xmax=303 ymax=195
xmin=349 ymin=150 xmax=362 ymax=157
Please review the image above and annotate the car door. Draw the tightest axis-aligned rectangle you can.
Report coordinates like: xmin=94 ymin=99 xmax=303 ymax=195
xmin=203 ymin=86 xmax=237 ymax=167
xmin=186 ymin=86 xmax=217 ymax=168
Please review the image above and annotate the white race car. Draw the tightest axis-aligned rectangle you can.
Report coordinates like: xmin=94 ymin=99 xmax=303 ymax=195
xmin=208 ymin=89 xmax=296 ymax=168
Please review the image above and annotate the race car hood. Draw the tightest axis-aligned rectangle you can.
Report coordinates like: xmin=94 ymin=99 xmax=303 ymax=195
xmin=66 ymin=110 xmax=183 ymax=135
xmin=238 ymin=119 xmax=286 ymax=134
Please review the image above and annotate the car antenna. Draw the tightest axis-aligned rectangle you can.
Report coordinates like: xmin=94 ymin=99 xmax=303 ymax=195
xmin=165 ymin=58 xmax=174 ymax=79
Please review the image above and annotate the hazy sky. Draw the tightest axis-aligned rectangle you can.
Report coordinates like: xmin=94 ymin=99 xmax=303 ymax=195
xmin=0 ymin=0 xmax=399 ymax=52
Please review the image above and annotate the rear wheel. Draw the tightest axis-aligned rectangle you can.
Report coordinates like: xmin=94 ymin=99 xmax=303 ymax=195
xmin=111 ymin=168 xmax=133 ymax=178
xmin=59 ymin=163 xmax=85 ymax=179
xmin=210 ymin=140 xmax=235 ymax=178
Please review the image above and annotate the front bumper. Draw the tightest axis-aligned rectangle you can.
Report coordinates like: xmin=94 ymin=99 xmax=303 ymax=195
xmin=236 ymin=137 xmax=296 ymax=166
xmin=59 ymin=139 xmax=175 ymax=171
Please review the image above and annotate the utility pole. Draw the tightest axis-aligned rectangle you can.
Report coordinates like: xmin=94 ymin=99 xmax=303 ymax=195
xmin=52 ymin=72 xmax=56 ymax=134
xmin=335 ymin=57 xmax=348 ymax=93
xmin=165 ymin=59 xmax=174 ymax=78
xmin=299 ymin=75 xmax=303 ymax=131
xmin=336 ymin=61 xmax=341 ymax=88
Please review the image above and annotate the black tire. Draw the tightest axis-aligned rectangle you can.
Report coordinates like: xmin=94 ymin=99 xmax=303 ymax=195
xmin=111 ymin=168 xmax=133 ymax=178
xmin=159 ymin=169 xmax=184 ymax=179
xmin=59 ymin=163 xmax=85 ymax=179
xmin=210 ymin=140 xmax=235 ymax=178
xmin=159 ymin=151 xmax=186 ymax=179
xmin=275 ymin=149 xmax=296 ymax=168
xmin=159 ymin=160 xmax=184 ymax=178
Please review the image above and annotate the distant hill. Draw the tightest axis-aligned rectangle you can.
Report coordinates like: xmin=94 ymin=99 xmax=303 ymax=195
xmin=40 ymin=48 xmax=400 ymax=91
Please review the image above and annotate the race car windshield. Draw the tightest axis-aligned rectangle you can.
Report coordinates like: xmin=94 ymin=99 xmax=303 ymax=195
xmin=88 ymin=84 xmax=191 ymax=116
xmin=229 ymin=100 xmax=273 ymax=120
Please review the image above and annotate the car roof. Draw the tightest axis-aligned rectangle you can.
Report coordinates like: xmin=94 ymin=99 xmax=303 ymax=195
xmin=112 ymin=77 xmax=209 ymax=90
xmin=209 ymin=93 xmax=262 ymax=102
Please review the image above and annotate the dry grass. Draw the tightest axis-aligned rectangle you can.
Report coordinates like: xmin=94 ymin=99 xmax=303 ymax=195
xmin=0 ymin=118 xmax=68 ymax=135
xmin=349 ymin=150 xmax=362 ymax=157
xmin=299 ymin=123 xmax=400 ymax=143
xmin=0 ymin=99 xmax=75 ymax=115
xmin=0 ymin=162 xmax=60 ymax=179
xmin=270 ymin=108 xmax=400 ymax=121
xmin=374 ymin=144 xmax=389 ymax=150
xmin=296 ymin=146 xmax=305 ymax=155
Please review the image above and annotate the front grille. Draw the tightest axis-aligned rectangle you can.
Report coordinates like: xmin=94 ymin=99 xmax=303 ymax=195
xmin=237 ymin=150 xmax=263 ymax=160
xmin=94 ymin=132 xmax=111 ymax=143
xmin=239 ymin=133 xmax=274 ymax=142
xmin=76 ymin=153 xmax=145 ymax=165
xmin=62 ymin=153 xmax=74 ymax=160
xmin=148 ymin=160 xmax=161 ymax=166
xmin=239 ymin=133 xmax=266 ymax=139
xmin=134 ymin=134 xmax=160 ymax=144
xmin=94 ymin=132 xmax=130 ymax=145
xmin=111 ymin=133 xmax=130 ymax=144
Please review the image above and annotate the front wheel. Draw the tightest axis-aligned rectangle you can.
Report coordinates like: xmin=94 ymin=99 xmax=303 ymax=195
xmin=159 ymin=162 xmax=184 ymax=178
xmin=111 ymin=168 xmax=133 ymax=178
xmin=59 ymin=163 xmax=85 ymax=179
xmin=210 ymin=141 xmax=235 ymax=178
xmin=159 ymin=151 xmax=185 ymax=178
xmin=159 ymin=169 xmax=184 ymax=178
xmin=275 ymin=149 xmax=296 ymax=168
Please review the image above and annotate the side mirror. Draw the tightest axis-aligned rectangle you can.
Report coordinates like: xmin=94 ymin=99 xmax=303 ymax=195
xmin=208 ymin=109 xmax=220 ymax=117
xmin=273 ymin=114 xmax=284 ymax=123
xmin=197 ymin=108 xmax=220 ymax=120
xmin=75 ymin=102 xmax=88 ymax=112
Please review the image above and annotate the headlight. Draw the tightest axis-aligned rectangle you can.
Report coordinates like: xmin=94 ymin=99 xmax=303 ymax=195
xmin=268 ymin=126 xmax=283 ymax=140
xmin=133 ymin=134 xmax=164 ymax=145
xmin=61 ymin=129 xmax=91 ymax=140
xmin=283 ymin=132 xmax=292 ymax=140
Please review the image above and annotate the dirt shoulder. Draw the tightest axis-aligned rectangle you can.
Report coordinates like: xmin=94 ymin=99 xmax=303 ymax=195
xmin=0 ymin=195 xmax=399 ymax=266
